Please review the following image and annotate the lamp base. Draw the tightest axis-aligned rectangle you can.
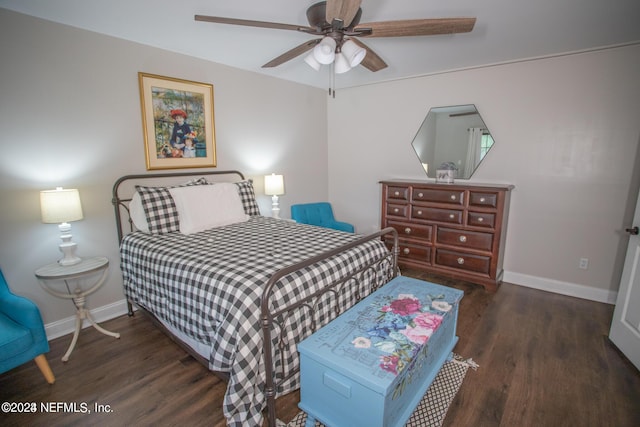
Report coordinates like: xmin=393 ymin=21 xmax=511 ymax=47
xmin=58 ymin=232 xmax=82 ymax=266
xmin=271 ymin=195 xmax=281 ymax=219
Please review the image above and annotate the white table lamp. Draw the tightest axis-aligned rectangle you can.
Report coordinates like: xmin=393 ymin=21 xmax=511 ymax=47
xmin=264 ymin=174 xmax=285 ymax=219
xmin=40 ymin=187 xmax=84 ymax=266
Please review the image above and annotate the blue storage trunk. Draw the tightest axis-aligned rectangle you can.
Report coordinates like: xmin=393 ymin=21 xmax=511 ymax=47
xmin=298 ymin=276 xmax=463 ymax=427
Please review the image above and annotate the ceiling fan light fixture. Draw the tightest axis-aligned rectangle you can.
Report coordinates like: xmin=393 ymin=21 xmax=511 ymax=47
xmin=304 ymin=52 xmax=322 ymax=71
xmin=197 ymin=6 xmax=477 ymax=78
xmin=313 ymin=36 xmax=337 ymax=64
xmin=334 ymin=52 xmax=352 ymax=74
xmin=341 ymin=39 xmax=366 ymax=67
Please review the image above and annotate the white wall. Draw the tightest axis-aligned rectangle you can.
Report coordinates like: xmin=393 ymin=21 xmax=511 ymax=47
xmin=328 ymin=44 xmax=640 ymax=303
xmin=0 ymin=9 xmax=328 ymax=333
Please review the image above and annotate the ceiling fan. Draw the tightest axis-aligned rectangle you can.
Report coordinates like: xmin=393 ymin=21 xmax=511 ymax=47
xmin=195 ymin=0 xmax=475 ymax=92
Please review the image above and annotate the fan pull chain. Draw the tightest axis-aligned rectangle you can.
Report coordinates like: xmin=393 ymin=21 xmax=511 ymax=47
xmin=329 ymin=61 xmax=336 ymax=98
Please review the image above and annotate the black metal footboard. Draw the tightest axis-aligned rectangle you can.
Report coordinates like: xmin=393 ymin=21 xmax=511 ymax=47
xmin=261 ymin=227 xmax=399 ymax=426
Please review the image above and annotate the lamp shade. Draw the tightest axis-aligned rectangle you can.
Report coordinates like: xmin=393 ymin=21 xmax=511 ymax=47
xmin=334 ymin=52 xmax=352 ymax=74
xmin=40 ymin=188 xmax=83 ymax=224
xmin=304 ymin=52 xmax=322 ymax=71
xmin=341 ymin=39 xmax=367 ymax=67
xmin=264 ymin=174 xmax=284 ymax=196
xmin=313 ymin=37 xmax=336 ymax=65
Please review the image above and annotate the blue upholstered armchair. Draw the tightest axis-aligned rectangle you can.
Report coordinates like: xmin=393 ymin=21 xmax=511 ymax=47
xmin=0 ymin=269 xmax=55 ymax=384
xmin=291 ymin=202 xmax=355 ymax=233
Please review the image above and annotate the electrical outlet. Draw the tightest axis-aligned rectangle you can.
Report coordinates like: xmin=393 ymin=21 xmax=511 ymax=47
xmin=579 ymin=258 xmax=589 ymax=270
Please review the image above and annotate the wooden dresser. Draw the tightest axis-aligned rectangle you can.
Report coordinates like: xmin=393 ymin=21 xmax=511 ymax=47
xmin=380 ymin=180 xmax=514 ymax=291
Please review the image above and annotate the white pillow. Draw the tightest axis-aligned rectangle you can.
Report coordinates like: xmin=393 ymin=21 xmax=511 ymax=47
xmin=127 ymin=178 xmax=209 ymax=233
xmin=169 ymin=183 xmax=249 ymax=234
xmin=129 ymin=191 xmax=150 ymax=233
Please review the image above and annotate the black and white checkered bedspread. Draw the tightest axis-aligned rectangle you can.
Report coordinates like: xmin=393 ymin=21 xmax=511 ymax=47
xmin=120 ymin=216 xmax=392 ymax=427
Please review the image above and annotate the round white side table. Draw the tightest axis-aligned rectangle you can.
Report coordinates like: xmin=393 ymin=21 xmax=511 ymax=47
xmin=35 ymin=256 xmax=120 ymax=362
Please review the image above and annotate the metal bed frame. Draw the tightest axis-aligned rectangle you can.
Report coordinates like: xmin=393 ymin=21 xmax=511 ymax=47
xmin=112 ymin=170 xmax=399 ymax=426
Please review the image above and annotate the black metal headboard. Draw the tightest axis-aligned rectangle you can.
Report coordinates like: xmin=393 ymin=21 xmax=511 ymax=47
xmin=111 ymin=170 xmax=246 ymax=243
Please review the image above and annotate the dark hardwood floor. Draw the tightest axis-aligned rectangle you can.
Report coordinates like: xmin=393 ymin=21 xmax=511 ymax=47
xmin=1 ymin=269 xmax=639 ymax=427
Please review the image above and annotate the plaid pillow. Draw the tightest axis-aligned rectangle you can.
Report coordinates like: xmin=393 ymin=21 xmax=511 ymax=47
xmin=235 ymin=180 xmax=261 ymax=216
xmin=183 ymin=177 xmax=208 ymax=186
xmin=134 ymin=178 xmax=207 ymax=234
xmin=135 ymin=185 xmax=179 ymax=234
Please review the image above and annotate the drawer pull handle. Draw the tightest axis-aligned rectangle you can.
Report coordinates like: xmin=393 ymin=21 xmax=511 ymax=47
xmin=394 ymin=208 xmax=399 ymax=213
xmin=478 ymin=217 xmax=484 ymax=222
xmin=459 ymin=235 xmax=467 ymax=243
xmin=450 ymin=195 xmax=456 ymax=200
xmin=457 ymin=257 xmax=465 ymax=265
xmin=480 ymin=197 xmax=486 ymax=202
xmin=449 ymin=214 xmax=455 ymax=219
xmin=418 ymin=192 xmax=424 ymax=198
xmin=417 ymin=210 xmax=423 ymax=215
xmin=404 ymin=227 xmax=412 ymax=234
xmin=394 ymin=191 xmax=400 ymax=196
xmin=403 ymin=248 xmax=410 ymax=255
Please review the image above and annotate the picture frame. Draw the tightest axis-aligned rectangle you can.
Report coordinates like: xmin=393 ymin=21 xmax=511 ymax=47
xmin=138 ymin=72 xmax=216 ymax=170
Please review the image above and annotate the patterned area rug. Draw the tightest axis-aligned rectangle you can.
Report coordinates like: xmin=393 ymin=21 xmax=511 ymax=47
xmin=283 ymin=355 xmax=478 ymax=427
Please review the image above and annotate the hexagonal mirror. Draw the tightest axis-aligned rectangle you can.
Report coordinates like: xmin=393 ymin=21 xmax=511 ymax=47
xmin=411 ymin=104 xmax=495 ymax=180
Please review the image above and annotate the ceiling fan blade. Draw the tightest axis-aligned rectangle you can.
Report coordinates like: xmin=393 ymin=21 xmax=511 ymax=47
xmin=262 ymin=39 xmax=320 ymax=68
xmin=350 ymin=38 xmax=388 ymax=72
xmin=326 ymin=0 xmax=362 ymax=27
xmin=357 ymin=17 xmax=476 ymax=38
xmin=195 ymin=15 xmax=314 ymax=33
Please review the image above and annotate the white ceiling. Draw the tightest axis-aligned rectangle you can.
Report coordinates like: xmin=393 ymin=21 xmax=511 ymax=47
xmin=2 ymin=0 xmax=639 ymax=90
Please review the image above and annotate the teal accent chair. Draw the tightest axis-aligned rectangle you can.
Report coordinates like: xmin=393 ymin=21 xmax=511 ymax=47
xmin=291 ymin=202 xmax=355 ymax=233
xmin=0 ymin=269 xmax=55 ymax=383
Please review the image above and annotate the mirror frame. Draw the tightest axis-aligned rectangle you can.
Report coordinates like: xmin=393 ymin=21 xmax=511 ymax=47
xmin=411 ymin=104 xmax=495 ymax=180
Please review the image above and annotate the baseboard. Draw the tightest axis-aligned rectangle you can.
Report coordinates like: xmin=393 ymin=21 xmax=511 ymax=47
xmin=503 ymin=271 xmax=617 ymax=304
xmin=45 ymin=273 xmax=617 ymax=341
xmin=45 ymin=298 xmax=130 ymax=341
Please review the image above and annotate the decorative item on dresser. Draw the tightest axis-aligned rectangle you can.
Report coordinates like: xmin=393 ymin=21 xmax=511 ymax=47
xmin=380 ymin=180 xmax=514 ymax=291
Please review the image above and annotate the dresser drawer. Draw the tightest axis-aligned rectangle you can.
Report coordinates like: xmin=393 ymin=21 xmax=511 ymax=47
xmin=397 ymin=241 xmax=431 ymax=263
xmin=435 ymin=249 xmax=491 ymax=274
xmin=412 ymin=206 xmax=462 ymax=224
xmin=387 ymin=186 xmax=410 ymax=201
xmin=469 ymin=191 xmax=498 ymax=208
xmin=412 ymin=188 xmax=464 ymax=206
xmin=437 ymin=228 xmax=493 ymax=251
xmin=387 ymin=221 xmax=432 ymax=241
xmin=386 ymin=203 xmax=409 ymax=219
xmin=467 ymin=211 xmax=496 ymax=228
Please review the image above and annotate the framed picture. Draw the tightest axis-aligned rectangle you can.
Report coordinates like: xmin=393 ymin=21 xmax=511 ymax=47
xmin=138 ymin=72 xmax=216 ymax=170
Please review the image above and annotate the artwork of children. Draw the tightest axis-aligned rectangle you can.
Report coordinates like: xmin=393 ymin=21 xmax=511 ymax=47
xmin=182 ymin=132 xmax=197 ymax=158
xmin=169 ymin=109 xmax=191 ymax=150
xmin=151 ymin=87 xmax=206 ymax=159
xmin=139 ymin=73 xmax=216 ymax=170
